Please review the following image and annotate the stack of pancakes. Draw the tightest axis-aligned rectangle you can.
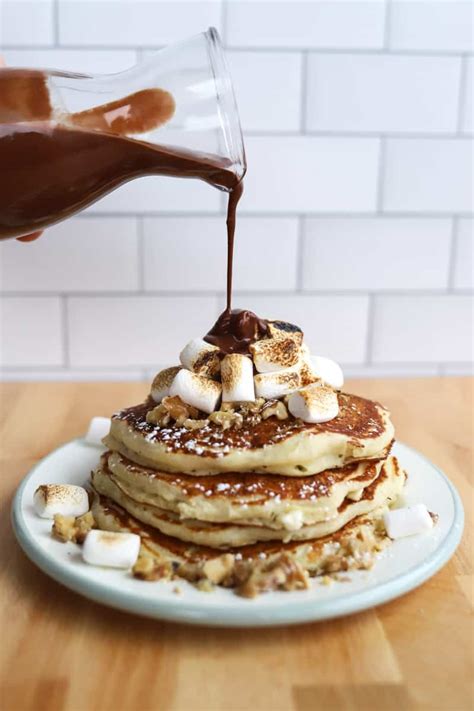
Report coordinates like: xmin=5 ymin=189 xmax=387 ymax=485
xmin=91 ymin=390 xmax=404 ymax=594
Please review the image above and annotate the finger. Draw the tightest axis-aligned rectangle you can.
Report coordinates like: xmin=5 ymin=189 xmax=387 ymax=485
xmin=16 ymin=231 xmax=43 ymax=243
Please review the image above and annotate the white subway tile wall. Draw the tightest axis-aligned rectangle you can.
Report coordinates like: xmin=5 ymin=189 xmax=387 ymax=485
xmin=242 ymin=136 xmax=380 ymax=212
xmin=143 ymin=216 xmax=299 ymax=292
xmin=383 ymin=138 xmax=473 ymax=213
xmin=227 ymin=51 xmax=303 ymax=132
xmin=372 ymin=295 xmax=473 ymax=363
xmin=67 ymin=296 xmax=219 ymax=367
xmin=462 ymin=57 xmax=473 ymax=134
xmin=0 ymin=0 xmax=472 ymax=382
xmin=0 ymin=298 xmax=63 ymax=367
xmin=1 ymin=1 xmax=54 ymax=46
xmin=306 ymin=54 xmax=461 ymax=133
xmin=388 ymin=0 xmax=473 ymax=52
xmin=453 ymin=219 xmax=474 ymax=290
xmin=57 ymin=1 xmax=223 ymax=46
xmin=302 ymin=218 xmax=452 ymax=291
xmin=0 ymin=217 xmax=140 ymax=292
xmin=226 ymin=1 xmax=386 ymax=49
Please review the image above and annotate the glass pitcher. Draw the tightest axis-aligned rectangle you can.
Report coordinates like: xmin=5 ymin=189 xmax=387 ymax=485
xmin=0 ymin=27 xmax=246 ymax=240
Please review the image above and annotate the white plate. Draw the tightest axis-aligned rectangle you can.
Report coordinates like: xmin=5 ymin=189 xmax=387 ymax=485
xmin=12 ymin=440 xmax=463 ymax=627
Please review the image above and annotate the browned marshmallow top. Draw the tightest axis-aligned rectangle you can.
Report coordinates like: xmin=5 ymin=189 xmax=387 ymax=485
xmin=250 ymin=337 xmax=301 ymax=370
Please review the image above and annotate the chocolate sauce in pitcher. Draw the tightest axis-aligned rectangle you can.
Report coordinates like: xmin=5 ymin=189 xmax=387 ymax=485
xmin=0 ymin=68 xmax=248 ymax=330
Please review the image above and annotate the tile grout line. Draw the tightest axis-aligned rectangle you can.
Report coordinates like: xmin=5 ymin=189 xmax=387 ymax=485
xmin=60 ymin=295 xmax=70 ymax=367
xmin=0 ymin=371 xmax=136 ymax=375
xmin=220 ymin=0 xmax=228 ymax=46
xmin=376 ymin=137 xmax=386 ymax=213
xmin=2 ymin=360 xmax=470 ymax=373
xmin=365 ymin=294 xmax=376 ymax=365
xmin=2 ymin=288 xmax=473 ymax=298
xmin=3 ymin=44 xmax=471 ymax=57
xmin=299 ymin=51 xmax=309 ymax=133
xmin=295 ymin=216 xmax=305 ymax=291
xmin=243 ymin=131 xmax=470 ymax=139
xmin=82 ymin=212 xmax=224 ymax=219
xmin=137 ymin=216 xmax=145 ymax=292
xmin=383 ymin=0 xmax=392 ymax=50
xmin=0 ymin=372 xmax=456 ymax=379
xmin=219 ymin=191 xmax=227 ymax=214
xmin=76 ymin=210 xmax=474 ymax=219
xmin=456 ymin=55 xmax=468 ymax=133
xmin=52 ymin=0 xmax=60 ymax=47
xmin=447 ymin=217 xmax=459 ymax=291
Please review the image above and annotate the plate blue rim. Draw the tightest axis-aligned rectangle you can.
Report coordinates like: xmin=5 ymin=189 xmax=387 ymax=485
xmin=11 ymin=440 xmax=464 ymax=627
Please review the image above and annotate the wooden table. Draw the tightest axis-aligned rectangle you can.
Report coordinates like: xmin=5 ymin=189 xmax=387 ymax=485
xmin=1 ymin=378 xmax=472 ymax=711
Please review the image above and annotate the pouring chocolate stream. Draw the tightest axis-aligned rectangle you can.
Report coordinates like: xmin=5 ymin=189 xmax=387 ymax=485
xmin=0 ymin=67 xmax=256 ymax=345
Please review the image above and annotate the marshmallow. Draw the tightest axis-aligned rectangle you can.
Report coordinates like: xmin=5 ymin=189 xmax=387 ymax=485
xmin=169 ymin=368 xmax=221 ymax=414
xmin=151 ymin=366 xmax=181 ymax=403
xmin=84 ymin=417 xmax=111 ymax=446
xmin=82 ymin=529 xmax=141 ymax=569
xmin=33 ymin=484 xmax=89 ymax=519
xmin=267 ymin=320 xmax=303 ymax=345
xmin=299 ymin=360 xmax=322 ymax=388
xmin=288 ymin=383 xmax=339 ymax=423
xmin=250 ymin=337 xmax=301 ymax=373
xmin=383 ymin=504 xmax=434 ymax=539
xmin=179 ymin=338 xmax=221 ymax=377
xmin=221 ymin=354 xmax=255 ymax=402
xmin=254 ymin=368 xmax=300 ymax=399
xmin=309 ymin=355 xmax=344 ymax=390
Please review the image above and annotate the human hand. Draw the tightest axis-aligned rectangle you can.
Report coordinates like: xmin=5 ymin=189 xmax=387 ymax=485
xmin=0 ymin=55 xmax=43 ymax=243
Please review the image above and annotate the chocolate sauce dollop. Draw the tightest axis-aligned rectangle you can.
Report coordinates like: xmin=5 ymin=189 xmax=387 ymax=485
xmin=204 ymin=309 xmax=268 ymax=354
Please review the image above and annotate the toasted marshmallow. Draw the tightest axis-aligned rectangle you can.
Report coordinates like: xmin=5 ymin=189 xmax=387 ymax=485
xmin=267 ymin=320 xmax=303 ymax=345
xmin=82 ymin=529 xmax=141 ymax=569
xmin=299 ymin=360 xmax=321 ymax=387
xmin=179 ymin=338 xmax=220 ymax=377
xmin=84 ymin=417 xmax=111 ymax=446
xmin=169 ymin=368 xmax=221 ymax=414
xmin=309 ymin=355 xmax=344 ymax=390
xmin=151 ymin=366 xmax=181 ymax=403
xmin=383 ymin=504 xmax=434 ymax=539
xmin=221 ymin=354 xmax=255 ymax=402
xmin=33 ymin=484 xmax=89 ymax=519
xmin=288 ymin=383 xmax=339 ymax=423
xmin=254 ymin=367 xmax=300 ymax=399
xmin=250 ymin=337 xmax=301 ymax=373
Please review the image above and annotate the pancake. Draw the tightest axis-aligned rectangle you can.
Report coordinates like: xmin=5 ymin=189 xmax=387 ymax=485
xmin=91 ymin=456 xmax=404 ymax=548
xmin=104 ymin=392 xmax=394 ymax=476
xmin=91 ymin=491 xmax=391 ymax=593
xmin=97 ymin=450 xmax=386 ymax=530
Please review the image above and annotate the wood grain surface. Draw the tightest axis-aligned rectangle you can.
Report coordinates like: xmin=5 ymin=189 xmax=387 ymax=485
xmin=1 ymin=378 xmax=472 ymax=711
